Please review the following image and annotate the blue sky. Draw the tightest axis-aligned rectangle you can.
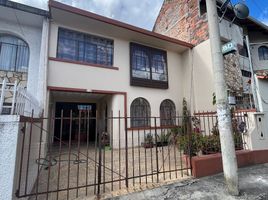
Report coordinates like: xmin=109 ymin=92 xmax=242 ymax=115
xmin=11 ymin=0 xmax=268 ymax=30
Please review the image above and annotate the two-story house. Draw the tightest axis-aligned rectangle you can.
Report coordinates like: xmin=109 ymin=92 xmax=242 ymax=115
xmin=47 ymin=1 xmax=195 ymax=146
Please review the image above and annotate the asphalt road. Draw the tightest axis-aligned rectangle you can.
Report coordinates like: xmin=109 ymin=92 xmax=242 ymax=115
xmin=107 ymin=163 xmax=268 ymax=200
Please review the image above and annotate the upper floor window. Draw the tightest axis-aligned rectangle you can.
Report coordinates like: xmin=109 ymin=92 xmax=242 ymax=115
xmin=258 ymin=46 xmax=268 ymax=60
xmin=160 ymin=99 xmax=176 ymax=126
xmin=130 ymin=97 xmax=151 ymax=128
xmin=57 ymin=28 xmax=114 ymax=66
xmin=0 ymin=34 xmax=29 ymax=72
xmin=130 ymin=43 xmax=168 ymax=89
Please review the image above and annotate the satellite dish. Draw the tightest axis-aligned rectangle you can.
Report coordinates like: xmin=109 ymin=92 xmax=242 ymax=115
xmin=233 ymin=3 xmax=249 ymax=20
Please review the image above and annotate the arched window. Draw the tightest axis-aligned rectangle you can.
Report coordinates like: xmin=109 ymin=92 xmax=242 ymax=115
xmin=0 ymin=34 xmax=29 ymax=72
xmin=160 ymin=99 xmax=176 ymax=126
xmin=258 ymin=46 xmax=268 ymax=60
xmin=130 ymin=98 xmax=151 ymax=128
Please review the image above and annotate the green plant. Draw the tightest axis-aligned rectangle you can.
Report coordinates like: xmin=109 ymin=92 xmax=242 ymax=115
xmin=182 ymin=98 xmax=190 ymax=135
xmin=144 ymin=133 xmax=153 ymax=144
xmin=202 ymin=135 xmax=221 ymax=154
xmin=157 ymin=132 xmax=171 ymax=143
xmin=177 ymin=132 xmax=203 ymax=156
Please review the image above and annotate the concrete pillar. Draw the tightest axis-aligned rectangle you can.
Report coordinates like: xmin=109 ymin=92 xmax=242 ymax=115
xmin=0 ymin=115 xmax=20 ymax=200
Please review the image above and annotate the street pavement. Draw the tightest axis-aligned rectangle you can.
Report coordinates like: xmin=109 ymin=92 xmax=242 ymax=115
xmin=106 ymin=163 xmax=268 ymax=200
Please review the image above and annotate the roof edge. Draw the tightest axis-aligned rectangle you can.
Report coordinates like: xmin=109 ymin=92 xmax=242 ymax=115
xmin=49 ymin=0 xmax=194 ymax=49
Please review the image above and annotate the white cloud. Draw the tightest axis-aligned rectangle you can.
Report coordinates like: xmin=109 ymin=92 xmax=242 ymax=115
xmin=11 ymin=0 xmax=164 ymax=30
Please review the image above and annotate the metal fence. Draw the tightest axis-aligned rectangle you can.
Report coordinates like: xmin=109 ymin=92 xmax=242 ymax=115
xmin=0 ymin=79 xmax=41 ymax=116
xmin=15 ymin=110 xmax=248 ymax=199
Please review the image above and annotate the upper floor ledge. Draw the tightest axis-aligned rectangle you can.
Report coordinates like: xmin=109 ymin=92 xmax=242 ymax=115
xmin=48 ymin=57 xmax=119 ymax=71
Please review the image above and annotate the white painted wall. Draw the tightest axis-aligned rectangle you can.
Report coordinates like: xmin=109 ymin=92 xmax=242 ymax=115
xmin=0 ymin=115 xmax=20 ymax=200
xmin=48 ymin=22 xmax=184 ymax=119
xmin=0 ymin=7 xmax=48 ymax=108
xmin=250 ymin=44 xmax=268 ymax=71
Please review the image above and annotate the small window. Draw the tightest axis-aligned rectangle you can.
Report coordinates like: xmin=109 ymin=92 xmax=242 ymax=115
xmin=57 ymin=28 xmax=114 ymax=66
xmin=0 ymin=34 xmax=29 ymax=72
xmin=239 ymin=43 xmax=248 ymax=57
xmin=130 ymin=98 xmax=151 ymax=128
xmin=258 ymin=46 xmax=268 ymax=60
xmin=241 ymin=70 xmax=252 ymax=78
xmin=160 ymin=99 xmax=176 ymax=126
xmin=130 ymin=43 xmax=168 ymax=89
xmin=199 ymin=0 xmax=207 ymax=16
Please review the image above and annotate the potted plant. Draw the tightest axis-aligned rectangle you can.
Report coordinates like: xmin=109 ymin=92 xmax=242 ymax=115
xmin=142 ymin=133 xmax=154 ymax=148
xmin=156 ymin=132 xmax=171 ymax=147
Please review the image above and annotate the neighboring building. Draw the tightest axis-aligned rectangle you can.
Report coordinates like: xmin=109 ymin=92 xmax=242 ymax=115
xmin=154 ymin=0 xmax=258 ymax=111
xmin=0 ymin=0 xmax=49 ymax=114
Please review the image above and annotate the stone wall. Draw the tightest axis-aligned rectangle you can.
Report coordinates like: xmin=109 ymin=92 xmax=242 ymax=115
xmin=0 ymin=71 xmax=27 ymax=103
xmin=153 ymin=0 xmax=209 ymax=45
xmin=223 ymin=53 xmax=243 ymax=93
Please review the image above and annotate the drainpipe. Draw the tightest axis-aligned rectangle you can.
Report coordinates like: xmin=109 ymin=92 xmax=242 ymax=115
xmin=245 ymin=35 xmax=261 ymax=112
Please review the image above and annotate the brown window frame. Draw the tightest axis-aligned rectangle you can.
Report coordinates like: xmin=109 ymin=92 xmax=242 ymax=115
xmin=130 ymin=42 xmax=169 ymax=89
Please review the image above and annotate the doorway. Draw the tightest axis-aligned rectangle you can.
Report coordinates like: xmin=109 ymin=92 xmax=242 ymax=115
xmin=54 ymin=102 xmax=97 ymax=143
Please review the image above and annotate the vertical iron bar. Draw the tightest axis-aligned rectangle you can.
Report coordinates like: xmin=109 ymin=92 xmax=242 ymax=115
xmin=124 ymin=113 xmax=129 ymax=188
xmin=94 ymin=111 xmax=98 ymax=194
xmin=132 ymin=129 xmax=135 ymax=186
xmin=103 ymin=132 xmax=106 ymax=193
xmin=138 ymin=128 xmax=141 ymax=185
xmin=111 ymin=111 xmax=114 ymax=191
xmin=35 ymin=112 xmax=44 ymax=199
xmin=16 ymin=122 xmax=26 ymax=198
xmin=150 ymin=126 xmax=153 ymax=182
xmin=67 ymin=110 xmax=73 ymax=200
xmin=46 ymin=112 xmax=54 ymax=200
xmin=154 ymin=117 xmax=159 ymax=183
xmin=143 ymin=129 xmax=148 ymax=184
xmin=56 ymin=110 xmax=64 ymax=200
xmin=24 ymin=110 xmax=34 ymax=195
xmin=76 ymin=111 xmax=81 ymax=198
xmin=97 ymin=130 xmax=102 ymax=196
xmin=118 ymin=111 xmax=121 ymax=189
xmin=86 ymin=110 xmax=90 ymax=196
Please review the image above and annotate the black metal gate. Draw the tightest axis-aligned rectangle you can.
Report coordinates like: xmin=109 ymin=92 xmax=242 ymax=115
xmin=15 ymin=110 xmax=209 ymax=199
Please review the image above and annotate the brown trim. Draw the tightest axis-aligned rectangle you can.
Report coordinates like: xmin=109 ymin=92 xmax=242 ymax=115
xmin=47 ymin=86 xmax=88 ymax=93
xmin=49 ymin=57 xmax=119 ymax=70
xmin=20 ymin=116 xmax=43 ymax=123
xmin=47 ymin=87 xmax=128 ymax=118
xmin=49 ymin=0 xmax=194 ymax=49
xmin=91 ymin=89 xmax=127 ymax=118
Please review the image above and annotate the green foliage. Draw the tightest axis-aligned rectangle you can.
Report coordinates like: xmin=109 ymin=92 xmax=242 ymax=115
xmin=144 ymin=133 xmax=153 ymax=144
xmin=212 ymin=92 xmax=216 ymax=105
xmin=177 ymin=133 xmax=203 ymax=156
xmin=157 ymin=132 xmax=171 ymax=143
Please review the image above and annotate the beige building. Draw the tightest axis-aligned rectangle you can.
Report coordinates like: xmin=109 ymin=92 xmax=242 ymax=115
xmin=46 ymin=1 xmax=196 ymax=147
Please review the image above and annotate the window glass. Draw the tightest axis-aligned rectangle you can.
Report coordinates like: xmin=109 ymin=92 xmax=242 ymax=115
xmin=160 ymin=99 xmax=176 ymax=126
xmin=0 ymin=35 xmax=29 ymax=72
xmin=130 ymin=98 xmax=151 ymax=128
xmin=258 ymin=46 xmax=268 ymax=60
xmin=57 ymin=28 xmax=114 ymax=66
xmin=130 ymin=43 xmax=168 ymax=89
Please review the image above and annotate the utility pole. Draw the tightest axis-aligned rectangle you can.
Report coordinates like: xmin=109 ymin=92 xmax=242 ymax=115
xmin=206 ymin=0 xmax=239 ymax=195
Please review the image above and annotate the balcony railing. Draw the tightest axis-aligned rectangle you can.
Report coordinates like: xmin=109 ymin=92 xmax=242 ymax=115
xmin=0 ymin=79 xmax=41 ymax=117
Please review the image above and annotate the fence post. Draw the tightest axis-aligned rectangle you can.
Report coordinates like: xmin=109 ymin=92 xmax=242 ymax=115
xmin=11 ymin=81 xmax=17 ymax=115
xmin=154 ymin=117 xmax=159 ymax=183
xmin=124 ymin=114 xmax=129 ymax=188
xmin=0 ymin=79 xmax=6 ymax=114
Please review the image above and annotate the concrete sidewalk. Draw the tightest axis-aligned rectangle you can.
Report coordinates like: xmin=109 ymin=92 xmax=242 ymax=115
xmin=106 ymin=163 xmax=268 ymax=200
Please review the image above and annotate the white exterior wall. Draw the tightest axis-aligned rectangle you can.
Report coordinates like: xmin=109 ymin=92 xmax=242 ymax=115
xmin=250 ymin=44 xmax=268 ymax=71
xmin=48 ymin=22 xmax=184 ymax=118
xmin=192 ymin=39 xmax=216 ymax=111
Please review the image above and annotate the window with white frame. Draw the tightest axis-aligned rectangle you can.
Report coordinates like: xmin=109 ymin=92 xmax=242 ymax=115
xmin=130 ymin=97 xmax=151 ymax=128
xmin=0 ymin=34 xmax=29 ymax=72
xmin=57 ymin=28 xmax=114 ymax=66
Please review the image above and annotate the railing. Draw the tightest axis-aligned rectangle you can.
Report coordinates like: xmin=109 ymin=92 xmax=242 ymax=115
xmin=15 ymin=110 xmax=249 ymax=199
xmin=0 ymin=79 xmax=41 ymax=117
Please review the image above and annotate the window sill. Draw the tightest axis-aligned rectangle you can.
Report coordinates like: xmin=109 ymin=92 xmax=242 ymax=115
xmin=49 ymin=57 xmax=119 ymax=70
xmin=130 ymin=77 xmax=168 ymax=89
